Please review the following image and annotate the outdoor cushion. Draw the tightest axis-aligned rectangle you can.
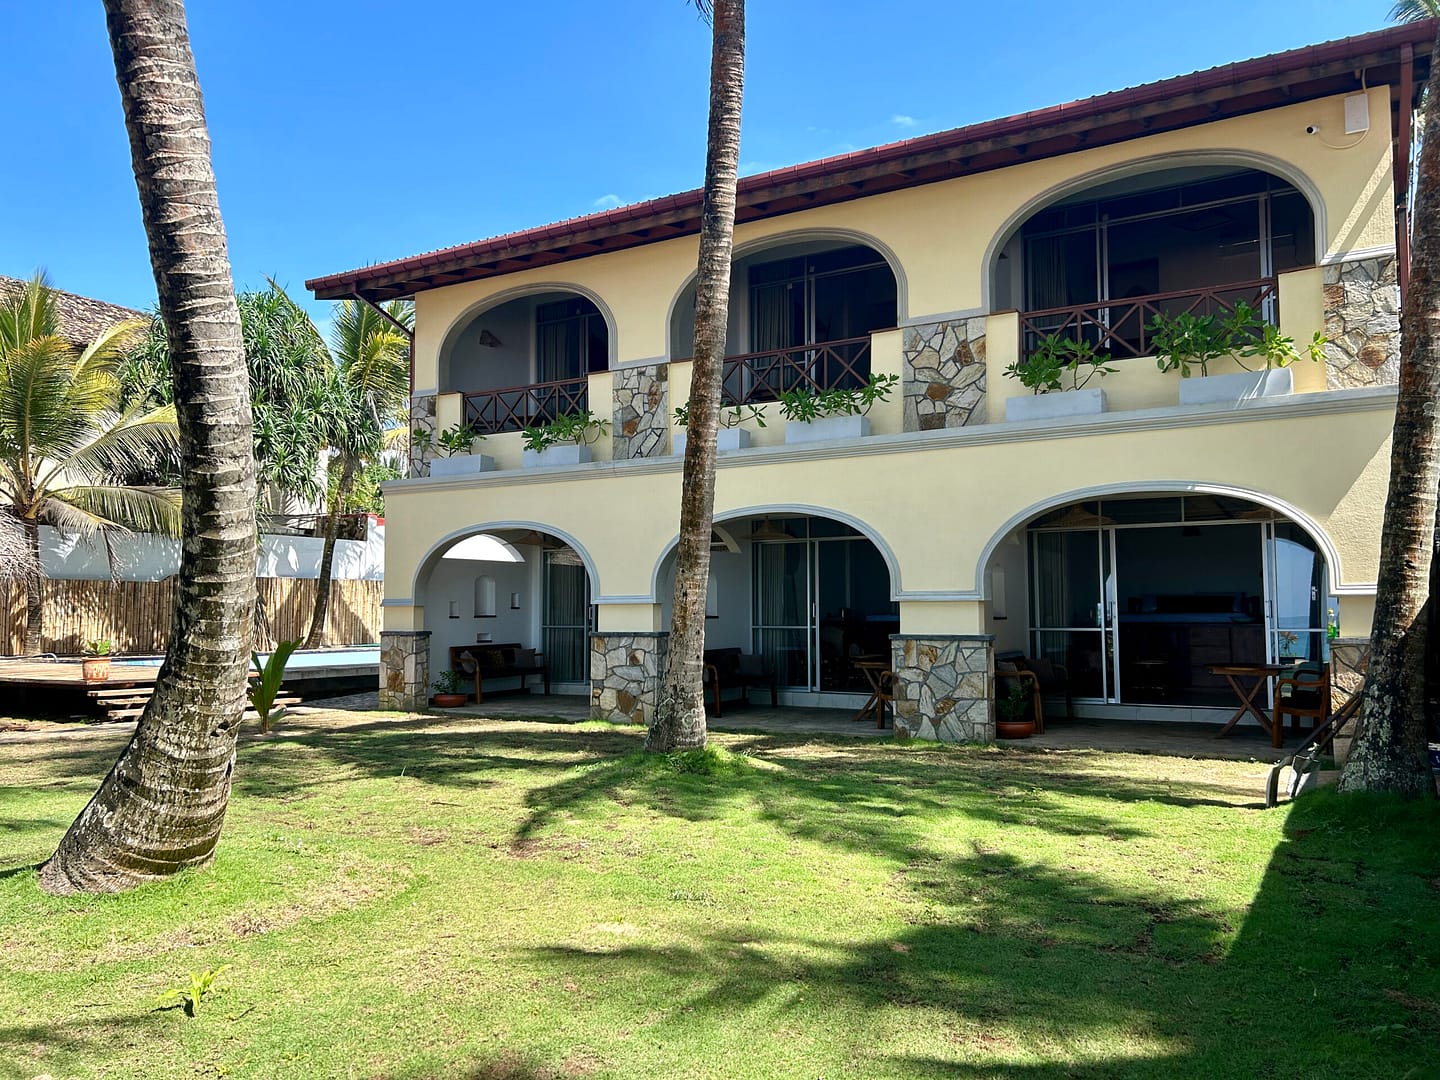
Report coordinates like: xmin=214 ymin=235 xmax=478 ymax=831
xmin=736 ymin=654 xmax=772 ymax=677
xmin=515 ymin=648 xmax=537 ymax=668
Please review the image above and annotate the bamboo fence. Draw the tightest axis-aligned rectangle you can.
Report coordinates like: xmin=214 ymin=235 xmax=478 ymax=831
xmin=0 ymin=578 xmax=382 ymax=656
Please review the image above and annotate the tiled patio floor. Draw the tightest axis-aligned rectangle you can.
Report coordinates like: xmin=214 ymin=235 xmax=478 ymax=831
xmin=307 ymin=690 xmax=1293 ymax=761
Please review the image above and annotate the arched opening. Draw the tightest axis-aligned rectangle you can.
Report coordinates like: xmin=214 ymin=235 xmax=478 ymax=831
xmin=991 ymin=164 xmax=1316 ymax=361
xmin=669 ymin=237 xmax=898 ymax=404
xmin=440 ymin=289 xmax=610 ymax=433
xmin=656 ymin=512 xmax=898 ymax=705
xmin=417 ymin=527 xmax=595 ymax=697
xmin=983 ymin=491 xmax=1338 ymax=723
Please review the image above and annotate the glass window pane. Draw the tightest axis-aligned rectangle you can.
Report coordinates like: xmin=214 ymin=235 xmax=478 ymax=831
xmin=1031 ymin=531 xmax=1100 ymax=628
xmin=1101 ymin=497 xmax=1183 ymax=525
xmin=1033 ymin=630 xmax=1105 ymax=698
xmin=752 ymin=542 xmax=808 ymax=626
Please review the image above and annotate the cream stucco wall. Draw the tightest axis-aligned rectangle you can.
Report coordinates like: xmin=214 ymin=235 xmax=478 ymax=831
xmin=413 ymin=87 xmax=1395 ymax=392
xmin=385 ymin=392 xmax=1395 ymax=634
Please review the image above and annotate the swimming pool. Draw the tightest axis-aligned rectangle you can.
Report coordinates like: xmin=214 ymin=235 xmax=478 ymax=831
xmin=114 ymin=646 xmax=379 ymax=671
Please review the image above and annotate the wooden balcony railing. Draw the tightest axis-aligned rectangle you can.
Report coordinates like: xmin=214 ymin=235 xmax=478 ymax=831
xmin=461 ymin=376 xmax=589 ymax=435
xmin=1018 ymin=278 xmax=1279 ymax=361
xmin=710 ymin=336 xmax=873 ymax=406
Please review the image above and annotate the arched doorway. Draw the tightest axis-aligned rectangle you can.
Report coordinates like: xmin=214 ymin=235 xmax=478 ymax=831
xmin=991 ymin=164 xmax=1316 ymax=361
xmin=656 ymin=512 xmax=898 ymax=703
xmin=669 ymin=237 xmax=899 ymax=403
xmin=418 ymin=527 xmax=595 ymax=696
xmin=984 ymin=491 xmax=1338 ymax=714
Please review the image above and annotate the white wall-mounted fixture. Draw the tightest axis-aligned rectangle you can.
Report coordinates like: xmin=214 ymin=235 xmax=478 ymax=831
xmin=1343 ymin=93 xmax=1370 ymax=135
xmin=474 ymin=575 xmax=496 ymax=617
xmin=510 ymin=592 xmax=522 ymax=610
xmin=990 ymin=568 xmax=1008 ymax=621
xmin=448 ymin=599 xmax=460 ymax=619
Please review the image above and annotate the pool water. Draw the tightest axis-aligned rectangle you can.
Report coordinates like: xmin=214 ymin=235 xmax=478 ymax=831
xmin=114 ymin=647 xmax=379 ymax=670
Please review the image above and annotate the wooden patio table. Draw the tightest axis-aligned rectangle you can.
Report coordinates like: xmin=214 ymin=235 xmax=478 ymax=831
xmin=1208 ymin=662 xmax=1291 ymax=747
xmin=852 ymin=658 xmax=893 ymax=729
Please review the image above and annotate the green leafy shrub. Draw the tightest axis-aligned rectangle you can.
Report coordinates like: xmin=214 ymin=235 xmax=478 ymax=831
xmin=157 ymin=965 xmax=229 ymax=1017
xmin=435 ymin=421 xmax=483 ymax=457
xmin=522 ymin=410 xmax=610 ymax=452
xmin=1149 ymin=300 xmax=1326 ymax=377
xmin=672 ymin=402 xmax=767 ymax=429
xmin=1004 ymin=334 xmax=1116 ymax=394
xmin=249 ymin=640 xmax=299 ymax=734
xmin=778 ymin=373 xmax=898 ymax=422
xmin=432 ymin=668 xmax=465 ymax=695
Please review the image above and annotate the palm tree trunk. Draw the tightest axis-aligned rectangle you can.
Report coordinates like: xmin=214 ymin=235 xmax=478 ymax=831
xmin=39 ymin=0 xmax=257 ymax=893
xmin=1338 ymin=22 xmax=1440 ymax=798
xmin=647 ymin=0 xmax=744 ymax=753
xmin=303 ymin=457 xmax=356 ymax=649
xmin=21 ymin=517 xmax=43 ymax=655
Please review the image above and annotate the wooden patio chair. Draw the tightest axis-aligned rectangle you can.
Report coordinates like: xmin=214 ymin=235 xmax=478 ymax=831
xmin=1273 ymin=660 xmax=1330 ymax=743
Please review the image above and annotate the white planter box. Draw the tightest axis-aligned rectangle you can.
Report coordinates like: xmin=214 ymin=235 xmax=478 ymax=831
xmin=673 ymin=428 xmax=751 ymax=456
xmin=1005 ymin=388 xmax=1108 ymax=423
xmin=1179 ymin=367 xmax=1293 ymax=407
xmin=522 ymin=444 xmax=592 ymax=469
xmin=428 ymin=453 xmax=495 ymax=478
xmin=784 ymin=415 xmax=870 ymax=445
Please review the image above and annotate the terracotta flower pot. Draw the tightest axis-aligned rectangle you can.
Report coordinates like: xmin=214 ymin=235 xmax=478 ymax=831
xmin=82 ymin=657 xmax=111 ymax=683
xmin=996 ymin=718 xmax=1035 ymax=739
xmin=431 ymin=693 xmax=467 ymax=708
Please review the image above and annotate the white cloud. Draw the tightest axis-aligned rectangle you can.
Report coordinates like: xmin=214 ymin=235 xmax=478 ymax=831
xmin=891 ymin=114 xmax=917 ymax=128
xmin=592 ymin=193 xmax=623 ymax=210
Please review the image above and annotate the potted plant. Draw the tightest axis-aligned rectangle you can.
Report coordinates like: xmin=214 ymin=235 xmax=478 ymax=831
xmin=431 ymin=668 xmax=468 ymax=708
xmin=82 ymin=639 xmax=112 ymax=683
xmin=779 ymin=373 xmax=898 ymax=445
xmin=995 ymin=680 xmax=1035 ymax=739
xmin=1003 ymin=334 xmax=1115 ymax=422
xmin=1149 ymin=301 xmax=1326 ymax=406
xmin=425 ymin=421 xmax=493 ymax=477
xmin=671 ymin=402 xmax=766 ymax=455
xmin=521 ymin=410 xmax=610 ymax=468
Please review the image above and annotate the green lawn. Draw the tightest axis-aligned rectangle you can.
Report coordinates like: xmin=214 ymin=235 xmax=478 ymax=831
xmin=2 ymin=709 xmax=1437 ymax=1079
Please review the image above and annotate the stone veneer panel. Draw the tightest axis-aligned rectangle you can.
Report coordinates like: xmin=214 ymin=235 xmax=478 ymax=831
xmin=613 ymin=364 xmax=669 ymax=459
xmin=1323 ymin=256 xmax=1400 ymax=389
xmin=409 ymin=392 xmax=436 ymax=477
xmin=380 ymin=629 xmax=431 ymax=712
xmin=890 ymin=634 xmax=994 ymax=742
xmin=1329 ymin=638 xmax=1370 ymax=767
xmin=590 ymin=631 xmax=669 ymax=725
xmin=902 ymin=318 xmax=987 ymax=431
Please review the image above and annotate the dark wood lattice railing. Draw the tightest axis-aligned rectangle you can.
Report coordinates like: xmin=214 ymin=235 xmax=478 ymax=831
xmin=1018 ymin=278 xmax=1279 ymax=361
xmin=705 ymin=336 xmax=873 ymax=406
xmin=461 ymin=376 xmax=589 ymax=435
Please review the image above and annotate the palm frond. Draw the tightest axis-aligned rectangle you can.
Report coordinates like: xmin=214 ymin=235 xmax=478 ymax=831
xmin=1392 ymin=0 xmax=1440 ymax=21
xmin=0 ymin=334 xmax=97 ymax=465
xmin=44 ymin=483 xmax=182 ymax=538
xmin=42 ymin=403 xmax=180 ymax=488
xmin=0 ymin=270 xmax=60 ymax=358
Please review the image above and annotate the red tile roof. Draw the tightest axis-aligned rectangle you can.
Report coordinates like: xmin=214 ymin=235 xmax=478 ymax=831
xmin=309 ymin=20 xmax=1436 ymax=301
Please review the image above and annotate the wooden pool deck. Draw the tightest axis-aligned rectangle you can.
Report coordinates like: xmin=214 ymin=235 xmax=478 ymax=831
xmin=0 ymin=658 xmax=158 ymax=688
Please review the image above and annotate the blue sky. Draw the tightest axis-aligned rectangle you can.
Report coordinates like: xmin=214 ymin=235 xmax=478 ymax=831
xmin=1 ymin=1 xmax=1394 ymax=327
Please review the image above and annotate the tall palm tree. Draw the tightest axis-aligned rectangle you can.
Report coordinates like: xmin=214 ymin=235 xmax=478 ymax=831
xmin=39 ymin=0 xmax=258 ymax=893
xmin=0 ymin=272 xmax=180 ymax=654
xmin=1339 ymin=19 xmax=1440 ymax=797
xmin=303 ymin=295 xmax=411 ymax=648
xmin=647 ymin=0 xmax=745 ymax=752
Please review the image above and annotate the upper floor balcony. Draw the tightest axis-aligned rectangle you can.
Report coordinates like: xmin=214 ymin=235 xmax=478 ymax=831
xmin=417 ymin=162 xmax=1396 ymax=478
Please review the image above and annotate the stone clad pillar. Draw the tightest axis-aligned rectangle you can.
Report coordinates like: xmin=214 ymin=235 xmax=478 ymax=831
xmin=612 ymin=364 xmax=669 ymax=459
xmin=890 ymin=634 xmax=994 ymax=742
xmin=590 ymin=631 xmax=669 ymax=725
xmin=901 ymin=317 xmax=987 ymax=431
xmin=380 ymin=629 xmax=431 ymax=711
xmin=1329 ymin=638 xmax=1370 ymax=766
xmin=1323 ymin=255 xmax=1400 ymax=388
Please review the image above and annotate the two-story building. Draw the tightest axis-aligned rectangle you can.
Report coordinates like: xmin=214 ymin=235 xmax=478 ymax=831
xmin=308 ymin=22 xmax=1429 ymax=741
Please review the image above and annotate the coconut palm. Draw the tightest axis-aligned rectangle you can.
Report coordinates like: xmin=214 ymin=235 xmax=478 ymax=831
xmin=39 ymin=0 xmax=257 ymax=893
xmin=647 ymin=0 xmax=745 ymax=752
xmin=302 ymin=295 xmax=411 ymax=648
xmin=1392 ymin=0 xmax=1440 ymax=21
xmin=0 ymin=272 xmax=180 ymax=654
xmin=1339 ymin=19 xmax=1440 ymax=797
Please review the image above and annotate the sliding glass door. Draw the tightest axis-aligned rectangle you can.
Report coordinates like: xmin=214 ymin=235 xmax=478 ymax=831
xmin=1029 ymin=528 xmax=1115 ymax=700
xmin=1264 ymin=522 xmax=1336 ymax=664
xmin=542 ymin=551 xmax=591 ymax=684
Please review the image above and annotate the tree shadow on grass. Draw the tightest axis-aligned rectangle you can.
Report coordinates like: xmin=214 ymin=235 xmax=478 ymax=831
xmin=0 ymin=1013 xmax=165 ymax=1080
xmin=519 ymin=792 xmax=1440 ymax=1077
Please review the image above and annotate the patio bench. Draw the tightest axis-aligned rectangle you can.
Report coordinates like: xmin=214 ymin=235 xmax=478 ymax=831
xmin=702 ymin=647 xmax=778 ymax=718
xmin=450 ymin=643 xmax=549 ymax=704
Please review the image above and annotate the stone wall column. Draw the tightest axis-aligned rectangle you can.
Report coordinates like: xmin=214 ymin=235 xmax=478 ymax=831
xmin=612 ymin=364 xmax=669 ymax=459
xmin=902 ymin=317 xmax=987 ymax=431
xmin=1329 ymin=638 xmax=1371 ymax=766
xmin=409 ymin=392 xmax=436 ymax=477
xmin=590 ymin=631 xmax=669 ymax=724
xmin=890 ymin=634 xmax=994 ymax=742
xmin=380 ymin=629 xmax=431 ymax=711
xmin=1323 ymin=255 xmax=1400 ymax=388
